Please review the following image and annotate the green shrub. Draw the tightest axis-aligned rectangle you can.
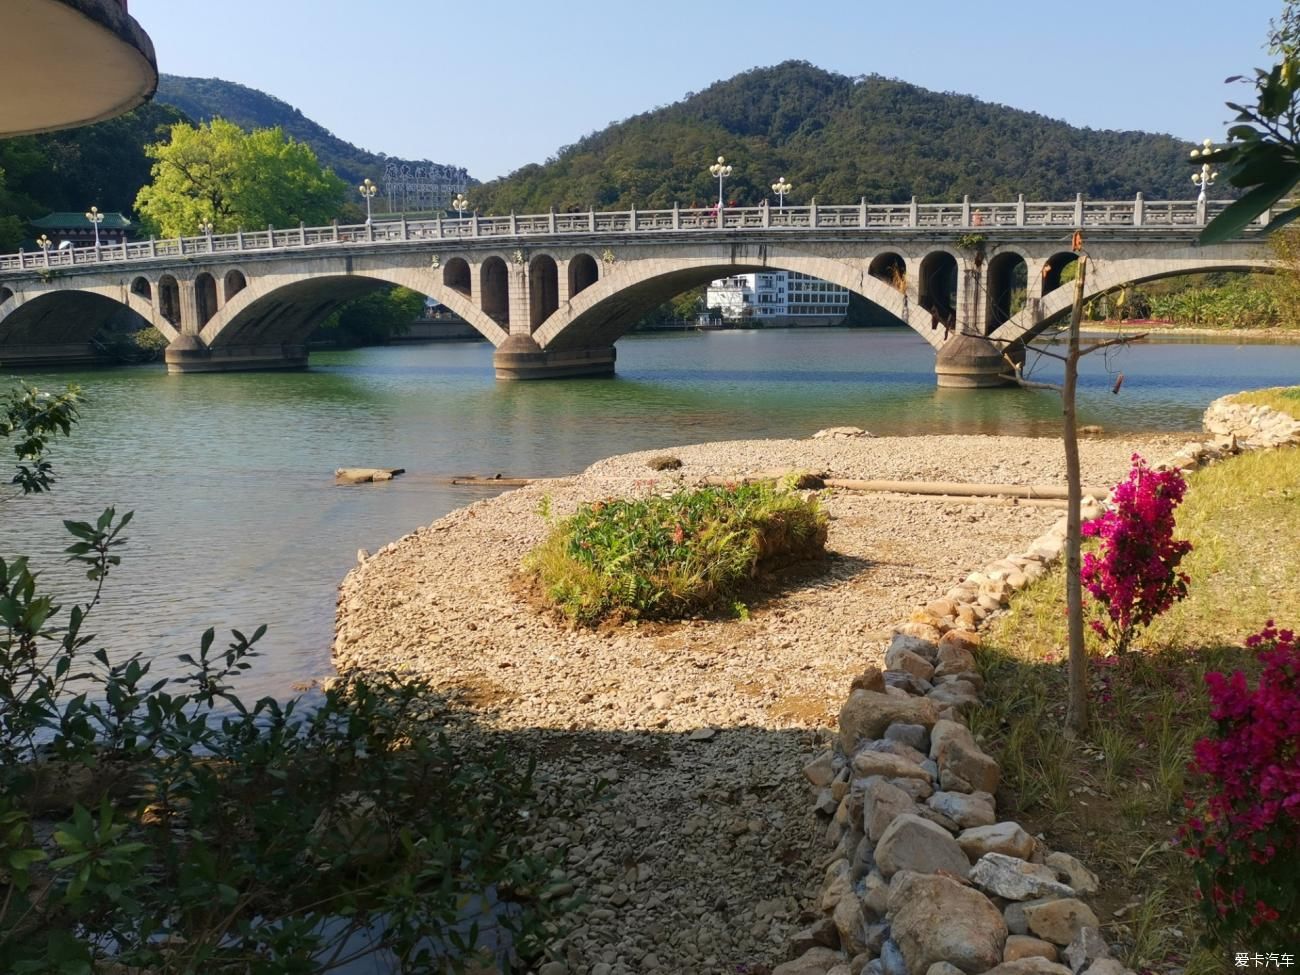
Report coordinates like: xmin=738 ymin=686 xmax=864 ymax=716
xmin=526 ymin=482 xmax=828 ymax=624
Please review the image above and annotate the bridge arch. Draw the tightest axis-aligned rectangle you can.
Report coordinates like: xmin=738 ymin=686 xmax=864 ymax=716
xmin=0 ymin=287 xmax=152 ymax=357
xmin=918 ymin=250 xmax=959 ymax=322
xmin=224 ymin=269 xmax=247 ymax=302
xmin=985 ymin=248 xmax=1029 ymax=333
xmin=130 ymin=276 xmax=151 ymax=301
xmin=868 ymin=252 xmax=907 ymax=291
xmin=568 ymin=253 xmax=599 ymax=297
xmin=992 ymin=247 xmax=1277 ymax=348
xmin=529 ymin=254 xmax=559 ymax=331
xmin=197 ymin=264 xmax=508 ymax=351
xmin=1040 ymin=251 xmax=1079 ymax=297
xmin=443 ymin=258 xmax=471 ymax=296
xmin=480 ymin=257 xmax=509 ymax=328
xmin=195 ymin=272 xmax=219 ymax=327
xmin=531 ymin=247 xmax=939 ymax=352
xmin=158 ymin=275 xmax=181 ymax=328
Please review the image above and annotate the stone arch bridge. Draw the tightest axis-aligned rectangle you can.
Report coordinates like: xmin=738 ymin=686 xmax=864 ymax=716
xmin=0 ymin=196 xmax=1271 ymax=386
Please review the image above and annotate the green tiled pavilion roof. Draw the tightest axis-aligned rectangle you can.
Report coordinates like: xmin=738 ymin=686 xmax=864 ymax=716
xmin=30 ymin=211 xmax=133 ymax=230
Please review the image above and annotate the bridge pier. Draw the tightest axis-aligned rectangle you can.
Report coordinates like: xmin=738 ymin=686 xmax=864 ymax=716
xmin=164 ymin=335 xmax=308 ymax=374
xmin=493 ymin=335 xmax=616 ymax=380
xmin=934 ymin=333 xmax=1010 ymax=388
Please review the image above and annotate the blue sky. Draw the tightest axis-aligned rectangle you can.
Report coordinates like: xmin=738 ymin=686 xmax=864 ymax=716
xmin=130 ymin=0 xmax=1284 ymax=182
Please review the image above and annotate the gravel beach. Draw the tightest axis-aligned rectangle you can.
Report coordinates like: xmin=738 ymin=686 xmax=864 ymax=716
xmin=333 ymin=433 xmax=1183 ymax=975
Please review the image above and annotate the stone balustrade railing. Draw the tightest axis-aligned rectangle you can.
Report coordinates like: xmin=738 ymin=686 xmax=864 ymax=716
xmin=0 ymin=196 xmax=1257 ymax=275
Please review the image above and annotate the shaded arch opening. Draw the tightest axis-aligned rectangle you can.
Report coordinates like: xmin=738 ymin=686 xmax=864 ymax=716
xmin=481 ymin=257 xmax=509 ymax=327
xmin=443 ymin=258 xmax=471 ymax=296
xmin=0 ymin=289 xmax=152 ymax=355
xmin=1041 ymin=252 xmax=1079 ymax=296
xmin=158 ymin=275 xmax=181 ymax=327
xmin=919 ymin=251 xmax=958 ymax=324
xmin=543 ymin=262 xmax=924 ymax=353
xmin=195 ymin=273 xmax=218 ymax=327
xmin=868 ymin=252 xmax=907 ymax=293
xmin=130 ymin=277 xmax=151 ymax=301
xmin=224 ymin=269 xmax=247 ymax=302
xmin=986 ymin=251 xmax=1028 ymax=333
xmin=0 ymin=287 xmax=13 ymax=306
xmin=529 ymin=255 xmax=558 ymax=332
xmin=568 ymin=253 xmax=599 ymax=298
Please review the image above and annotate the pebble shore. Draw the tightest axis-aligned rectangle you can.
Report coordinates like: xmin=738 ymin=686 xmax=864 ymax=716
xmin=333 ymin=433 xmax=1184 ymax=975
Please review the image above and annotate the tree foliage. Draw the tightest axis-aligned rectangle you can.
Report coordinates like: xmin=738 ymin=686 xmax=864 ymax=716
xmin=318 ymin=286 xmax=424 ymax=346
xmin=473 ymin=62 xmax=1195 ymax=214
xmin=1201 ymin=2 xmax=1300 ymax=242
xmin=133 ymin=118 xmax=347 ymax=237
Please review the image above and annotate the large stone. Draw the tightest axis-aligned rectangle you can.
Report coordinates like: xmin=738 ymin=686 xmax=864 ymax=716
xmin=934 ymin=641 xmax=978 ymax=679
xmin=927 ymin=681 xmax=981 ymax=710
xmin=773 ymin=947 xmax=846 ymax=975
xmin=790 ymin=917 xmax=840 ymax=955
xmin=839 ymin=690 xmax=940 ymax=752
xmin=895 ymin=621 xmax=942 ymax=643
xmin=821 ymin=858 xmax=855 ymax=911
xmin=1004 ymin=936 xmax=1059 ymax=962
xmin=1079 ymin=962 xmax=1129 ymax=975
xmin=958 ymin=822 xmax=1035 ymax=861
xmin=862 ymin=868 xmax=890 ymax=918
xmin=880 ymin=940 xmax=909 ymax=975
xmin=970 ymin=853 xmax=1076 ymax=901
xmin=851 ymin=666 xmax=887 ymax=693
xmin=874 ymin=814 xmax=970 ymax=879
xmin=926 ymin=790 xmax=996 ymax=828
xmin=982 ymin=961 xmax=1072 ymax=975
xmin=833 ymin=892 xmax=871 ymax=956
xmin=888 ymin=871 xmax=1007 ymax=975
xmin=938 ymin=737 xmax=1000 ymax=794
xmin=925 ymin=966 xmax=966 ymax=975
xmin=852 ymin=750 xmax=933 ymax=781
xmin=863 ymin=776 xmax=919 ymax=842
xmin=927 ymin=719 xmax=973 ymax=760
xmin=805 ymin=751 xmax=836 ymax=787
xmin=884 ymin=722 xmax=930 ymax=753
xmin=1023 ymin=899 xmax=1102 ymax=947
xmin=886 ymin=646 xmax=937 ymax=682
xmin=1063 ymin=927 xmax=1112 ymax=973
xmin=1045 ymin=852 xmax=1099 ymax=896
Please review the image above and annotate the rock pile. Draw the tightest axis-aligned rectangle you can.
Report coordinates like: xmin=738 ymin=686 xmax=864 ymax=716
xmin=1203 ymin=395 xmax=1300 ymax=448
xmin=783 ymin=625 xmax=1126 ymax=975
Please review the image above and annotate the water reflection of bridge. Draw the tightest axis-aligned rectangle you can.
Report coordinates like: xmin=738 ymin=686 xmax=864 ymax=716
xmin=0 ymin=197 xmax=1270 ymax=386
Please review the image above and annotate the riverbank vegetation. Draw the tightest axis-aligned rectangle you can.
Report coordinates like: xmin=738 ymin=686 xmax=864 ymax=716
xmin=526 ymin=481 xmax=828 ymax=625
xmin=1 ymin=383 xmax=562 ymax=973
xmin=972 ymin=439 xmax=1300 ymax=971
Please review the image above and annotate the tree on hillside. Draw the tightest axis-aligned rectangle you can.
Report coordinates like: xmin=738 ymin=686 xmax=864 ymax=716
xmin=133 ymin=118 xmax=347 ymax=237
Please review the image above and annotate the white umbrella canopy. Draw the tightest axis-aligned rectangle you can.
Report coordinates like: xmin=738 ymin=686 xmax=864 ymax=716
xmin=1 ymin=0 xmax=157 ymax=137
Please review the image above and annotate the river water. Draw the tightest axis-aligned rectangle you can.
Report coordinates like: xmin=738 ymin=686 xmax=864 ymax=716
xmin=3 ymin=326 xmax=1297 ymax=696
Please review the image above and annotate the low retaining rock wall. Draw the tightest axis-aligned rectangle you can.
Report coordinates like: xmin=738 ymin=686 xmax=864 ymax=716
xmin=781 ymin=402 xmax=1294 ymax=975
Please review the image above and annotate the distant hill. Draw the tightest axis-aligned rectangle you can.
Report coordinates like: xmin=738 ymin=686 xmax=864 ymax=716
xmin=474 ymin=61 xmax=1197 ymax=213
xmin=155 ymin=75 xmax=473 ymax=206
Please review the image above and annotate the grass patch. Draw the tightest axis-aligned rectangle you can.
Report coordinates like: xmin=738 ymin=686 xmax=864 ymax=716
xmin=974 ymin=446 xmax=1300 ymax=971
xmin=525 ymin=482 xmax=828 ymax=625
xmin=1228 ymin=384 xmax=1300 ymax=420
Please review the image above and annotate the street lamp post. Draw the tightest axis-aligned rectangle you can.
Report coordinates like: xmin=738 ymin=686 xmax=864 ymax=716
xmin=452 ymin=193 xmax=469 ymax=221
xmin=709 ymin=155 xmax=733 ymax=207
xmin=1190 ymin=138 xmax=1218 ymax=203
xmin=771 ymin=176 xmax=792 ymax=209
xmin=199 ymin=220 xmax=213 ymax=251
xmin=85 ymin=205 xmax=103 ymax=247
xmin=358 ymin=178 xmax=378 ymax=223
xmin=37 ymin=234 xmax=51 ymax=266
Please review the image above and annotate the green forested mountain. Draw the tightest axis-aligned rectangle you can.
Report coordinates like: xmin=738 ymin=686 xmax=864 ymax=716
xmin=475 ymin=62 xmax=1196 ymax=213
xmin=156 ymin=75 xmax=471 ymax=189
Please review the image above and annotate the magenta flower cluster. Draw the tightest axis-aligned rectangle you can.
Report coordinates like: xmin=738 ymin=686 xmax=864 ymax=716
xmin=1181 ymin=622 xmax=1300 ymax=942
xmin=1080 ymin=454 xmax=1192 ymax=654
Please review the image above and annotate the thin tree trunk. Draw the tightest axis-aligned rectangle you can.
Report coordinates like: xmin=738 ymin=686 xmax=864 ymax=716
xmin=1064 ymin=257 xmax=1089 ymax=734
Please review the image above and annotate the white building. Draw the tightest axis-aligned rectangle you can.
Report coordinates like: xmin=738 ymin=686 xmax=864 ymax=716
xmin=705 ymin=271 xmax=850 ymax=326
